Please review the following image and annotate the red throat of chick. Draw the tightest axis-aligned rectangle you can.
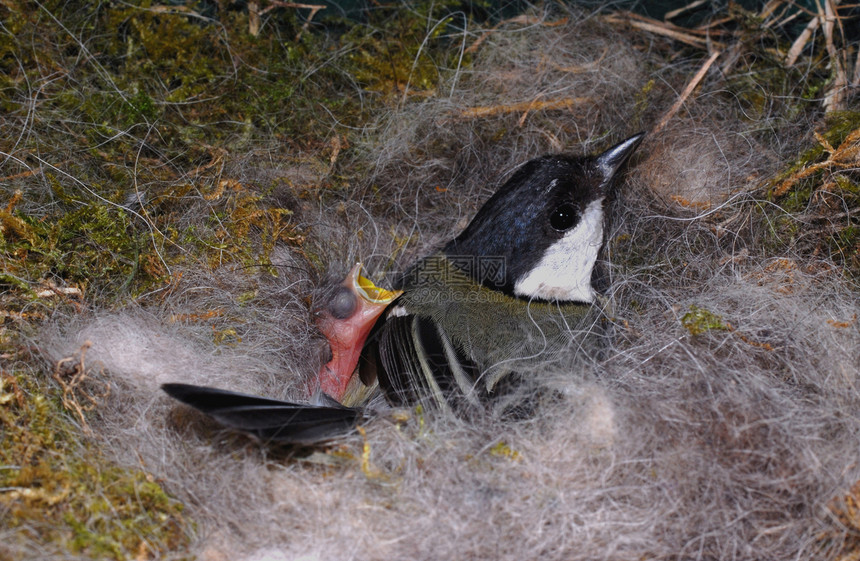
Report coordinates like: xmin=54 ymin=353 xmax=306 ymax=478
xmin=313 ymin=263 xmax=401 ymax=403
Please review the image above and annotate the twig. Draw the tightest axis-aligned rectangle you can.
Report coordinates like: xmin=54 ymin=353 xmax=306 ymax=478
xmin=249 ymin=1 xmax=260 ymax=36
xmin=853 ymin=44 xmax=860 ymax=86
xmin=651 ymin=50 xmax=721 ymax=136
xmin=0 ymin=168 xmax=44 ymax=182
xmin=757 ymin=1 xmax=795 ymax=32
xmin=35 ymin=283 xmax=83 ymax=299
xmin=259 ymin=1 xmax=325 ymax=17
xmin=785 ymin=10 xmax=820 ymax=66
xmin=53 ymin=341 xmax=110 ymax=436
xmin=150 ymin=4 xmax=198 ymax=15
xmin=822 ymin=0 xmax=849 ymax=112
xmin=0 ymin=159 xmax=72 ymax=182
xmin=550 ymin=48 xmax=609 ymax=74
xmin=759 ymin=0 xmax=784 ymax=20
xmin=458 ymin=97 xmax=591 ymax=120
xmin=255 ymin=2 xmax=326 ymax=40
xmin=614 ymin=11 xmax=724 ymax=37
xmin=604 ymin=12 xmax=726 ymax=50
xmin=765 ymin=7 xmax=802 ymax=31
xmin=696 ymin=16 xmax=733 ymax=30
xmin=664 ymin=0 xmax=707 ymax=21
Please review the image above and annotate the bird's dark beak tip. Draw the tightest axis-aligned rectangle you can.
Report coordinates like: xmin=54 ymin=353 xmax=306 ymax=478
xmin=596 ymin=132 xmax=645 ymax=182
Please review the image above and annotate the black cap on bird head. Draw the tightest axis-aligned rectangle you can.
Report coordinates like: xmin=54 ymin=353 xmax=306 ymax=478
xmin=443 ymin=133 xmax=644 ymax=303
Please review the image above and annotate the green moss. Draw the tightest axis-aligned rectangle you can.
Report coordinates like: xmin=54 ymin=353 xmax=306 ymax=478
xmin=0 ymin=192 xmax=155 ymax=301
xmin=830 ymin=224 xmax=860 ymax=280
xmin=821 ymin=111 xmax=860 ymax=146
xmin=631 ymin=78 xmax=655 ymax=130
xmin=0 ymin=371 xmax=193 ymax=560
xmin=125 ymin=89 xmax=160 ymax=124
xmin=769 ymin=111 xmax=860 ymax=201
xmin=341 ymin=2 xmax=474 ymax=101
xmin=764 ymin=111 xmax=860 ymax=278
xmin=489 ymin=440 xmax=521 ymax=461
xmin=0 ymin=0 xmax=483 ymax=315
xmin=711 ymin=6 xmax=825 ymax=129
xmin=681 ymin=305 xmax=729 ymax=336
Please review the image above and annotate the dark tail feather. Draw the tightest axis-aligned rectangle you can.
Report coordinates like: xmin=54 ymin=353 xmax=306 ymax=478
xmin=162 ymin=383 xmax=363 ymax=444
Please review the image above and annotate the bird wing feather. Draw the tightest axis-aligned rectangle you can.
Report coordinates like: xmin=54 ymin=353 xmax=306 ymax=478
xmin=376 ymin=309 xmax=483 ymax=412
xmin=162 ymin=383 xmax=362 ymax=444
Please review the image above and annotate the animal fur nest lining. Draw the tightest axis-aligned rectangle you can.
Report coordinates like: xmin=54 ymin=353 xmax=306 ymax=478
xmin=8 ymin=4 xmax=860 ymax=561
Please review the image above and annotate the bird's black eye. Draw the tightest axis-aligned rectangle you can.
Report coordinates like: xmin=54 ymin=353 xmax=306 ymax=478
xmin=550 ymin=203 xmax=578 ymax=231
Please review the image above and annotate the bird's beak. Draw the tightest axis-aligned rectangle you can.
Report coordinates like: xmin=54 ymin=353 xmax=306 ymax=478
xmin=314 ymin=263 xmax=402 ymax=404
xmin=352 ymin=264 xmax=401 ymax=304
xmin=595 ymin=132 xmax=644 ymax=186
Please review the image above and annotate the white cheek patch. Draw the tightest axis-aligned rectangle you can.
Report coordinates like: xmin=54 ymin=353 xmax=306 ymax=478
xmin=513 ymin=199 xmax=604 ymax=303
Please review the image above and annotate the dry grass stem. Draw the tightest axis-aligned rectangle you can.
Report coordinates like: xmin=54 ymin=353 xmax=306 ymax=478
xmin=785 ymin=13 xmax=820 ymax=66
xmin=822 ymin=0 xmax=850 ymax=111
xmin=458 ymin=97 xmax=591 ymax=120
xmin=664 ymin=0 xmax=708 ymax=21
xmin=652 ymin=50 xmax=721 ymax=136
xmin=52 ymin=342 xmax=110 ymax=436
xmin=604 ymin=11 xmax=727 ymax=50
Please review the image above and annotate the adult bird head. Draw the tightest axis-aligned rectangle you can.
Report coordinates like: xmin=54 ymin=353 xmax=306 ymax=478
xmin=443 ymin=133 xmax=643 ymax=303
